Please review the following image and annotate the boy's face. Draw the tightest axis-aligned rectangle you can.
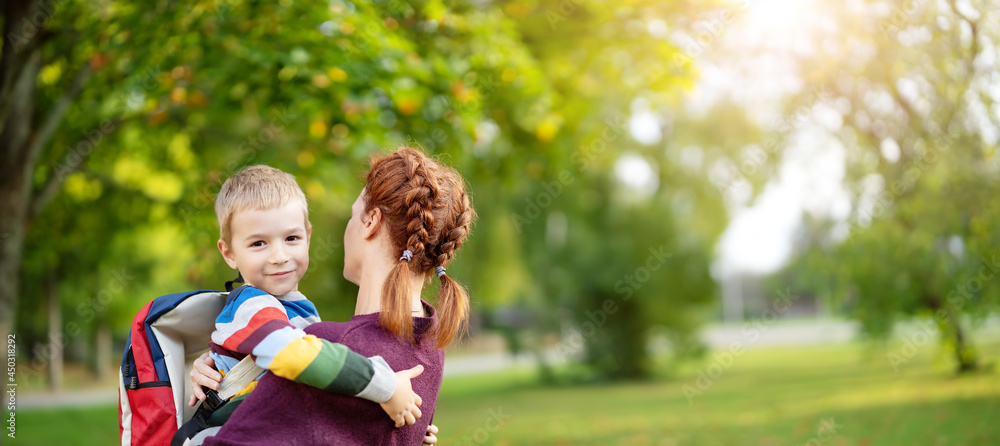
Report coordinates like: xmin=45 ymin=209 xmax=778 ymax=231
xmin=218 ymin=201 xmax=311 ymax=296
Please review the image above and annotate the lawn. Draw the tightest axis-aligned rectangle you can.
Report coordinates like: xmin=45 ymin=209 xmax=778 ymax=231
xmin=16 ymin=340 xmax=1000 ymax=445
xmin=434 ymin=341 xmax=1000 ymax=445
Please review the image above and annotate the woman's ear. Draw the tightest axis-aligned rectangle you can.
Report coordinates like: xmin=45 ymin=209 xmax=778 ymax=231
xmin=362 ymin=207 xmax=382 ymax=240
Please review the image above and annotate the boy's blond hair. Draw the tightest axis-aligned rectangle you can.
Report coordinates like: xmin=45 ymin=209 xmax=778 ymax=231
xmin=215 ymin=165 xmax=311 ymax=245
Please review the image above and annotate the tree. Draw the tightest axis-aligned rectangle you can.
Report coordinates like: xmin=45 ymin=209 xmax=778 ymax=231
xmin=779 ymin=0 xmax=999 ymax=373
xmin=1 ymin=0 xmax=90 ymax=347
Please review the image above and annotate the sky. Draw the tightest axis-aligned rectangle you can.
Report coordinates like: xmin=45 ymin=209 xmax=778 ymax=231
xmin=704 ymin=0 xmax=848 ymax=276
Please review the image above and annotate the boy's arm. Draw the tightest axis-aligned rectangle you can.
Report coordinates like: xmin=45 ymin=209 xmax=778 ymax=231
xmin=213 ymin=287 xmax=395 ymax=402
xmin=264 ymin=333 xmax=397 ymax=403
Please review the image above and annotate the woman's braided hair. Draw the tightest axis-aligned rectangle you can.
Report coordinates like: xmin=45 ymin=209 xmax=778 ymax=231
xmin=364 ymin=147 xmax=476 ymax=348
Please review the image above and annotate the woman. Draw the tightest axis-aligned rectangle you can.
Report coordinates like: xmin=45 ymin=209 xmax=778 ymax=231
xmin=200 ymin=147 xmax=475 ymax=445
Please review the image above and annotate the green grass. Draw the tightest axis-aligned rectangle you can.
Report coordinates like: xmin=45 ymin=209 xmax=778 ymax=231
xmin=12 ymin=404 xmax=116 ymax=445
xmin=435 ymin=342 xmax=1000 ymax=445
xmin=15 ymin=341 xmax=1000 ymax=445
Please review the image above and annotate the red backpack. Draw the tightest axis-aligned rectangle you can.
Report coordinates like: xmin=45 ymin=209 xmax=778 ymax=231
xmin=118 ymin=290 xmax=225 ymax=445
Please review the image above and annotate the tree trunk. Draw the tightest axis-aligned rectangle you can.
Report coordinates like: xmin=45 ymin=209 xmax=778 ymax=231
xmin=946 ymin=311 xmax=977 ymax=374
xmin=94 ymin=322 xmax=111 ymax=379
xmin=583 ymin=293 xmax=650 ymax=380
xmin=0 ymin=175 xmax=27 ymax=344
xmin=953 ymin=331 xmax=977 ymax=374
xmin=46 ymin=273 xmax=63 ymax=391
xmin=0 ymin=0 xmax=43 ymax=344
xmin=2 ymin=0 xmax=88 ymax=345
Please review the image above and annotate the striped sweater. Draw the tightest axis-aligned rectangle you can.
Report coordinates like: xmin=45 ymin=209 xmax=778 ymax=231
xmin=208 ymin=285 xmax=395 ymax=403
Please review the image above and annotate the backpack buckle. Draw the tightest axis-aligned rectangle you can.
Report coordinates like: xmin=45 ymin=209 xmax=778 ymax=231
xmin=203 ymin=388 xmax=227 ymax=411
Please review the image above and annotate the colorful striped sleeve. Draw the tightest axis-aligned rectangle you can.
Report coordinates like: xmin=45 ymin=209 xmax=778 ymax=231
xmin=265 ymin=335 xmax=396 ymax=402
xmin=211 ymin=286 xmax=395 ymax=403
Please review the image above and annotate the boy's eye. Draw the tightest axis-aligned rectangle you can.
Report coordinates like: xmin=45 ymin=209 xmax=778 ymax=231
xmin=286 ymin=235 xmax=300 ymax=242
xmin=250 ymin=241 xmax=265 ymax=248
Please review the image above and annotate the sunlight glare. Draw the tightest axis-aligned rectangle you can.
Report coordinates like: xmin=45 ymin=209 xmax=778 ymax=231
xmin=615 ymin=153 xmax=658 ymax=198
xmin=740 ymin=0 xmax=825 ymax=55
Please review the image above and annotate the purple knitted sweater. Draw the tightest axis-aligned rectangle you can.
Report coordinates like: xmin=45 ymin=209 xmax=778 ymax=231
xmin=204 ymin=302 xmax=445 ymax=446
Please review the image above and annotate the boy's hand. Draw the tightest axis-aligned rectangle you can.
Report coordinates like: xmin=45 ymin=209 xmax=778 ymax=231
xmin=423 ymin=424 xmax=439 ymax=445
xmin=188 ymin=352 xmax=223 ymax=407
xmin=379 ymin=365 xmax=424 ymax=428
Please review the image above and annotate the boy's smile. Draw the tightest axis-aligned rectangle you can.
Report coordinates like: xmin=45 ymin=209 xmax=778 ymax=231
xmin=218 ymin=202 xmax=311 ymax=296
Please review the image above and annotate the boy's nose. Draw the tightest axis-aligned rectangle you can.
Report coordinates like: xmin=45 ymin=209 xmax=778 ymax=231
xmin=269 ymin=245 xmax=290 ymax=263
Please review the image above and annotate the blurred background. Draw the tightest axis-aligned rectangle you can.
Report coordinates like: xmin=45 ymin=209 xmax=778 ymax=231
xmin=3 ymin=0 xmax=999 ymax=444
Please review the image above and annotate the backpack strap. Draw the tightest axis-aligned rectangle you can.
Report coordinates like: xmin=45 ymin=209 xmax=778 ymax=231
xmin=172 ymin=403 xmax=213 ymax=446
xmin=224 ymin=273 xmax=244 ymax=292
xmin=171 ymin=355 xmax=265 ymax=445
xmin=217 ymin=355 xmax=266 ymax=400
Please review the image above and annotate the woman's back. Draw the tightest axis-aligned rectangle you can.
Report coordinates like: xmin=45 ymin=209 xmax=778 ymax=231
xmin=205 ymin=305 xmax=444 ymax=446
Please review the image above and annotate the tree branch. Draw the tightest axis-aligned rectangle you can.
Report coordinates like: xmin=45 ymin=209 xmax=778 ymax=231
xmin=947 ymin=0 xmax=979 ymax=64
xmin=28 ymin=147 xmax=94 ymax=222
xmin=886 ymin=83 xmax=930 ymax=132
xmin=23 ymin=64 xmax=93 ymax=179
xmin=27 ymin=115 xmax=132 ymax=222
xmin=0 ymin=0 xmax=47 ymax=132
xmin=943 ymin=0 xmax=980 ymax=134
xmin=0 ymin=50 xmax=41 ymax=140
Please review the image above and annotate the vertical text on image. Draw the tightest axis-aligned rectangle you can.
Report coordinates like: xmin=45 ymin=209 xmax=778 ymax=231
xmin=6 ymin=334 xmax=16 ymax=439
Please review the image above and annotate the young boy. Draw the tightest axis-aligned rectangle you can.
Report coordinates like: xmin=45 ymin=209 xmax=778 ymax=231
xmin=193 ymin=165 xmax=422 ymax=428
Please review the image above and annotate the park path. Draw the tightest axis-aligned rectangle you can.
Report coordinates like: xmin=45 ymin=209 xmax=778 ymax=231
xmin=17 ymin=320 xmax=865 ymax=410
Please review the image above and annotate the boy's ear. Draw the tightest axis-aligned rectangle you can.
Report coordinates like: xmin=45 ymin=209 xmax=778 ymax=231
xmin=362 ymin=207 xmax=381 ymax=240
xmin=218 ymin=239 xmax=239 ymax=269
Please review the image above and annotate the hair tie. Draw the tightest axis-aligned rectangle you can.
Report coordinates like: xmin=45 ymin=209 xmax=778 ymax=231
xmin=435 ymin=266 xmax=447 ymax=278
xmin=399 ymin=249 xmax=413 ymax=262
